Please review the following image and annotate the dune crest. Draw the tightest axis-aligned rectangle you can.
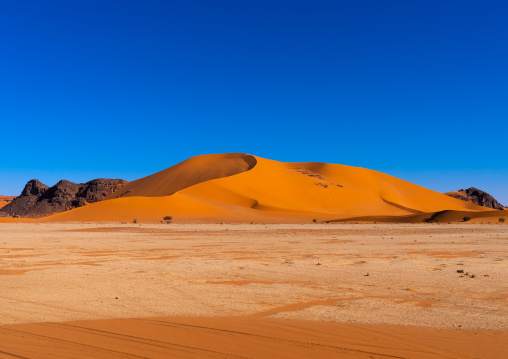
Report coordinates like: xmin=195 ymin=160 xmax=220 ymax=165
xmin=108 ymin=153 xmax=257 ymax=199
xmin=40 ymin=153 xmax=505 ymax=223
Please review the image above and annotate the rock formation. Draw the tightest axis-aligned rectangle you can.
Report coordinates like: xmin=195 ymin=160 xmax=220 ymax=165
xmin=445 ymin=187 xmax=506 ymax=210
xmin=0 ymin=178 xmax=126 ymax=218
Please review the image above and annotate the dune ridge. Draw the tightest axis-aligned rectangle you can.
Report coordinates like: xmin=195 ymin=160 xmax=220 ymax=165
xmin=108 ymin=153 xmax=257 ymax=199
xmin=40 ymin=153 xmax=503 ymax=223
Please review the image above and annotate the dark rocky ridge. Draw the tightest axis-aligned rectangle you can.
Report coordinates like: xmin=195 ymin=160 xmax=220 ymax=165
xmin=0 ymin=178 xmax=126 ymax=218
xmin=445 ymin=187 xmax=506 ymax=210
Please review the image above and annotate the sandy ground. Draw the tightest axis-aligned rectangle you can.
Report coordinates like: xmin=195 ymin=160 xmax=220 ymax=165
xmin=0 ymin=223 xmax=506 ymax=358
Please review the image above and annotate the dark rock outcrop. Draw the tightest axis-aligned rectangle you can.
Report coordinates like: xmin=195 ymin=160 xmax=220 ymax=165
xmin=0 ymin=178 xmax=126 ymax=218
xmin=445 ymin=187 xmax=506 ymax=210
xmin=21 ymin=179 xmax=49 ymax=197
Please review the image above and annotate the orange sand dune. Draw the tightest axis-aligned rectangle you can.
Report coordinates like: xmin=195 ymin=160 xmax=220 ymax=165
xmin=431 ymin=210 xmax=507 ymax=223
xmin=0 ymin=195 xmax=15 ymax=209
xmin=107 ymin=153 xmax=257 ymax=199
xmin=446 ymin=190 xmax=468 ymax=201
xmin=329 ymin=211 xmax=507 ymax=224
xmin=42 ymin=153 xmax=499 ymax=223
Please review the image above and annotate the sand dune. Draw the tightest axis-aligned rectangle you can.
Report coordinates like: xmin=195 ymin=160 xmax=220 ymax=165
xmin=41 ymin=153 xmax=501 ymax=223
xmin=0 ymin=195 xmax=15 ymax=210
xmin=106 ymin=153 xmax=257 ymax=199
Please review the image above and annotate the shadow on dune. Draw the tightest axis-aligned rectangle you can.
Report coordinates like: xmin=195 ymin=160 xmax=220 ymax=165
xmin=109 ymin=153 xmax=257 ymax=199
xmin=327 ymin=208 xmax=505 ymax=223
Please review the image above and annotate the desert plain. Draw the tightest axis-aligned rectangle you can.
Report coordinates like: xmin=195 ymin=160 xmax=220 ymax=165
xmin=0 ymin=222 xmax=506 ymax=358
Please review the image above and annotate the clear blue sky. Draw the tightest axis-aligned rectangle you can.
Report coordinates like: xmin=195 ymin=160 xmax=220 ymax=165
xmin=1 ymin=1 xmax=507 ymax=204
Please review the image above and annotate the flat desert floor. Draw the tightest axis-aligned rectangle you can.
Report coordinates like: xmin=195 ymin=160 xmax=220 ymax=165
xmin=0 ymin=223 xmax=506 ymax=358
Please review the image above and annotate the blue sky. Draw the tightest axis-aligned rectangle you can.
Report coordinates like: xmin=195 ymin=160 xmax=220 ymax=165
xmin=1 ymin=1 xmax=507 ymax=204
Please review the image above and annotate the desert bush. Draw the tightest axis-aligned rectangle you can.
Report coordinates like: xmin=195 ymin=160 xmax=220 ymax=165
xmin=463 ymin=216 xmax=471 ymax=222
xmin=163 ymin=215 xmax=172 ymax=224
xmin=133 ymin=219 xmax=137 ymax=224
xmin=312 ymin=218 xmax=317 ymax=223
xmin=500 ymin=217 xmax=506 ymax=223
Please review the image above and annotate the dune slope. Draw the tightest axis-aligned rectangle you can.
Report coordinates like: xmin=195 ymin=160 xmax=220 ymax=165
xmin=43 ymin=153 xmax=500 ymax=223
xmin=107 ymin=153 xmax=257 ymax=198
xmin=0 ymin=195 xmax=15 ymax=210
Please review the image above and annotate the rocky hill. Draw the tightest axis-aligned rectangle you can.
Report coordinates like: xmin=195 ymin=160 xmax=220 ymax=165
xmin=0 ymin=178 xmax=126 ymax=218
xmin=445 ymin=187 xmax=506 ymax=210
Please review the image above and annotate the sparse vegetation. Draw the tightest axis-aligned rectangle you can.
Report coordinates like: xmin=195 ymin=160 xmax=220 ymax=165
xmin=163 ymin=216 xmax=173 ymax=224
xmin=500 ymin=217 xmax=506 ymax=223
xmin=312 ymin=218 xmax=317 ymax=223
xmin=423 ymin=217 xmax=441 ymax=224
xmin=133 ymin=219 xmax=137 ymax=224
xmin=463 ymin=216 xmax=471 ymax=222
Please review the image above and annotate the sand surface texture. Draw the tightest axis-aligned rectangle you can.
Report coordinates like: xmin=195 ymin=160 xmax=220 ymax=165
xmin=35 ymin=153 xmax=502 ymax=223
xmin=0 ymin=223 xmax=506 ymax=357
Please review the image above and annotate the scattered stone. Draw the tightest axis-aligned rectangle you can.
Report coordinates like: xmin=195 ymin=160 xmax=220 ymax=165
xmin=315 ymin=183 xmax=328 ymax=188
